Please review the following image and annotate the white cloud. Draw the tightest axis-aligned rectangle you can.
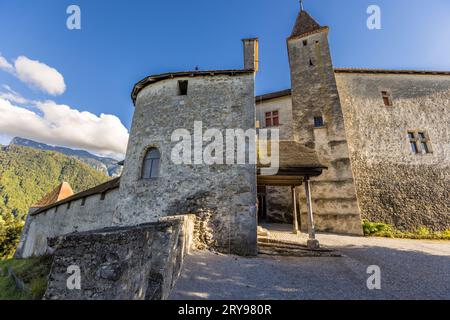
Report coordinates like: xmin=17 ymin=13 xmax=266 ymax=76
xmin=0 ymin=85 xmax=29 ymax=104
xmin=0 ymin=97 xmax=129 ymax=158
xmin=0 ymin=54 xmax=66 ymax=96
xmin=0 ymin=54 xmax=14 ymax=73
xmin=14 ymin=56 xmax=66 ymax=96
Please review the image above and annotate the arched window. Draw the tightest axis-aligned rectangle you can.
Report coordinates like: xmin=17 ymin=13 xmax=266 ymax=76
xmin=141 ymin=148 xmax=160 ymax=179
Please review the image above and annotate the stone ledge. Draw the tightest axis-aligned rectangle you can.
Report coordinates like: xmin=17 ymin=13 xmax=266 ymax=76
xmin=43 ymin=214 xmax=196 ymax=300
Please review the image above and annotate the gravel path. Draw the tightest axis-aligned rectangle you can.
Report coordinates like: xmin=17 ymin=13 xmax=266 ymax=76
xmin=169 ymin=234 xmax=450 ymax=300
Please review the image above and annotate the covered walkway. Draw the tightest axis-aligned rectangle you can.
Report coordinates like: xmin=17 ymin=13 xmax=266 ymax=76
xmin=258 ymin=140 xmax=327 ymax=249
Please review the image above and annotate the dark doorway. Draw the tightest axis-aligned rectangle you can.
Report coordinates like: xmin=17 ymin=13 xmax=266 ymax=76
xmin=257 ymin=186 xmax=267 ymax=222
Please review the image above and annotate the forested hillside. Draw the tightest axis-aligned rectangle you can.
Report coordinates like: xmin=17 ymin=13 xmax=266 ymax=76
xmin=0 ymin=145 xmax=110 ymax=259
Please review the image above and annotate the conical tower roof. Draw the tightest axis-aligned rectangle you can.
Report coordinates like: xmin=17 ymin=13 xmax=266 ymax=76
xmin=33 ymin=182 xmax=74 ymax=208
xmin=290 ymin=9 xmax=322 ymax=38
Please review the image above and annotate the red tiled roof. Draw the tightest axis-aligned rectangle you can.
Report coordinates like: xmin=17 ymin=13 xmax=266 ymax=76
xmin=32 ymin=178 xmax=120 ymax=216
xmin=33 ymin=182 xmax=74 ymax=208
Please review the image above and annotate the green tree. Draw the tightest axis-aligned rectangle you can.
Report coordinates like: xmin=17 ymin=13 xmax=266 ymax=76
xmin=0 ymin=145 xmax=110 ymax=259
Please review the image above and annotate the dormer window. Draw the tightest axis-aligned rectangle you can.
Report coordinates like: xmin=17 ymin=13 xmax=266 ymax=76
xmin=178 ymin=80 xmax=188 ymax=96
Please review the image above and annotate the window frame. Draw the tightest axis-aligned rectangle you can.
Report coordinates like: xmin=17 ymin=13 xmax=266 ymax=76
xmin=407 ymin=130 xmax=432 ymax=155
xmin=141 ymin=147 xmax=161 ymax=180
xmin=314 ymin=116 xmax=325 ymax=128
xmin=265 ymin=110 xmax=280 ymax=128
xmin=381 ymin=90 xmax=393 ymax=107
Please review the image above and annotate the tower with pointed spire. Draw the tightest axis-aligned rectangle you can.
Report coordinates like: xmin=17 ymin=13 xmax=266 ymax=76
xmin=287 ymin=5 xmax=363 ymax=235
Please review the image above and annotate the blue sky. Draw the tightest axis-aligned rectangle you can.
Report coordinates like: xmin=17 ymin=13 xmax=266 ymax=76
xmin=0 ymin=0 xmax=449 ymax=157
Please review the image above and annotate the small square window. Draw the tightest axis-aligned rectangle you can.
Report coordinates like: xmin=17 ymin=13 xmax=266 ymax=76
xmin=303 ymin=40 xmax=308 ymax=46
xmin=265 ymin=111 xmax=279 ymax=127
xmin=314 ymin=116 xmax=324 ymax=127
xmin=178 ymin=80 xmax=188 ymax=96
xmin=381 ymin=91 xmax=393 ymax=106
xmin=408 ymin=131 xmax=432 ymax=154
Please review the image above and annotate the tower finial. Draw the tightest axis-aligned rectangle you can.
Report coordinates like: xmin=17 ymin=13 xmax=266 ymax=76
xmin=300 ymin=0 xmax=304 ymax=11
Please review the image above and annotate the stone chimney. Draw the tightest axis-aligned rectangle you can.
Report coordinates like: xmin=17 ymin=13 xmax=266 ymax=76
xmin=242 ymin=38 xmax=259 ymax=72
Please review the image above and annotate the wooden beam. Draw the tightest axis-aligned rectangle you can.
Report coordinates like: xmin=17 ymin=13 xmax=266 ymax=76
xmin=292 ymin=186 xmax=299 ymax=234
xmin=304 ymin=177 xmax=315 ymax=240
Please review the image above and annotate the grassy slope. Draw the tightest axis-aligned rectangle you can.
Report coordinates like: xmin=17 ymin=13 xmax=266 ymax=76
xmin=0 ymin=145 xmax=110 ymax=259
xmin=0 ymin=145 xmax=110 ymax=219
xmin=0 ymin=256 xmax=53 ymax=300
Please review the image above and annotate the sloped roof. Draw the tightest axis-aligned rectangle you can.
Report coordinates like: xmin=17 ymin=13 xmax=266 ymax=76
xmin=32 ymin=178 xmax=120 ymax=216
xmin=257 ymin=140 xmax=327 ymax=185
xmin=334 ymin=68 xmax=450 ymax=76
xmin=255 ymin=89 xmax=291 ymax=102
xmin=258 ymin=140 xmax=326 ymax=170
xmin=33 ymin=182 xmax=74 ymax=208
xmin=290 ymin=10 xmax=326 ymax=39
xmin=131 ymin=69 xmax=254 ymax=105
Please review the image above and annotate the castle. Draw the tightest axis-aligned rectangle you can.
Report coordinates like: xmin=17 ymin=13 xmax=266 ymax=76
xmin=15 ymin=7 xmax=450 ymax=259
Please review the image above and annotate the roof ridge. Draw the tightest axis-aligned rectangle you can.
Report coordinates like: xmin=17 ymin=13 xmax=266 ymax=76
xmin=32 ymin=177 xmax=120 ymax=216
xmin=290 ymin=9 xmax=322 ymax=38
xmin=33 ymin=181 xmax=74 ymax=208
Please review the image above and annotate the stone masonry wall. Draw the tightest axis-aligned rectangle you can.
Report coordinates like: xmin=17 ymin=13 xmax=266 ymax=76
xmin=256 ymin=95 xmax=293 ymax=140
xmin=16 ymin=188 xmax=119 ymax=258
xmin=44 ymin=215 xmax=195 ymax=300
xmin=265 ymin=186 xmax=293 ymax=223
xmin=288 ymin=30 xmax=363 ymax=235
xmin=255 ymin=96 xmax=293 ymax=224
xmin=336 ymin=73 xmax=450 ymax=231
xmin=116 ymin=74 xmax=258 ymax=256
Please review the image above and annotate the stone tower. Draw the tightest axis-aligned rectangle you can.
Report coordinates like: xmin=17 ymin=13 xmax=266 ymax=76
xmin=287 ymin=7 xmax=363 ymax=235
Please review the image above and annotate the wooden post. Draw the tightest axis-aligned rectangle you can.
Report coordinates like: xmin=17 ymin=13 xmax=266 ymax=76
xmin=304 ymin=177 xmax=315 ymax=239
xmin=291 ymin=186 xmax=299 ymax=234
xmin=304 ymin=177 xmax=320 ymax=249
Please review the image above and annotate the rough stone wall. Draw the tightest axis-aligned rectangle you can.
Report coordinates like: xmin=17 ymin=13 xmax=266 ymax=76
xmin=255 ymin=96 xmax=295 ymax=224
xmin=335 ymin=73 xmax=450 ymax=231
xmin=44 ymin=215 xmax=195 ymax=300
xmin=17 ymin=188 xmax=119 ymax=258
xmin=287 ymin=31 xmax=362 ymax=235
xmin=116 ymin=74 xmax=257 ymax=256
xmin=256 ymin=95 xmax=293 ymax=140
xmin=265 ymin=186 xmax=293 ymax=223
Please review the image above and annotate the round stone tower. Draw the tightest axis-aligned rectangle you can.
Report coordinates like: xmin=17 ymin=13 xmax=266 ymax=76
xmin=115 ymin=69 xmax=258 ymax=255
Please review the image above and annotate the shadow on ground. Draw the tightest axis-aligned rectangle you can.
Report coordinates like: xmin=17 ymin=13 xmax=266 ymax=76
xmin=170 ymin=234 xmax=450 ymax=300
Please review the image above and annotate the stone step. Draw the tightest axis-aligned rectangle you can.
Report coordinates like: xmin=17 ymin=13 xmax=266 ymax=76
xmin=257 ymin=240 xmax=341 ymax=258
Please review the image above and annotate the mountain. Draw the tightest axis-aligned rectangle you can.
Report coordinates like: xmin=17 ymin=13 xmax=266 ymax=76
xmin=0 ymin=144 xmax=111 ymax=219
xmin=10 ymin=137 xmax=123 ymax=177
xmin=0 ymin=145 xmax=111 ymax=258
